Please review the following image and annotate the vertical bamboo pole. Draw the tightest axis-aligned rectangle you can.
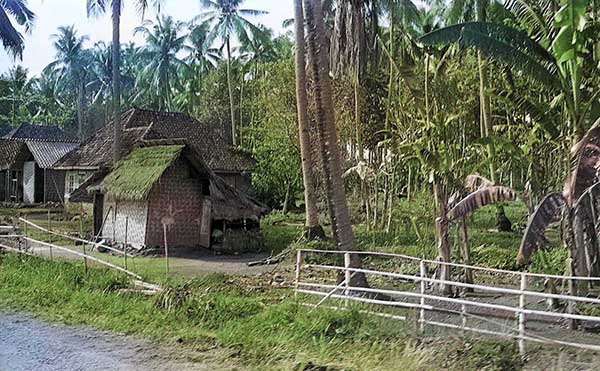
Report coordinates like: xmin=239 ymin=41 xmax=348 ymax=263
xmin=47 ymin=209 xmax=53 ymax=260
xmin=295 ymin=250 xmax=303 ymax=299
xmin=80 ymin=216 xmax=87 ymax=274
xmin=163 ymin=224 xmax=169 ymax=279
xmin=344 ymin=252 xmax=352 ymax=299
xmin=519 ymin=273 xmax=527 ymax=355
xmin=461 ymin=303 xmax=467 ymax=334
xmin=124 ymin=216 xmax=128 ymax=271
xmin=24 ymin=214 xmax=28 ymax=251
xmin=420 ymin=260 xmax=426 ymax=333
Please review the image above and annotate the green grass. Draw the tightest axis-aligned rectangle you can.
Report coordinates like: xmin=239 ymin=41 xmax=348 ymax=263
xmin=0 ymin=253 xmax=525 ymax=370
xmin=0 ymin=254 xmax=427 ymax=369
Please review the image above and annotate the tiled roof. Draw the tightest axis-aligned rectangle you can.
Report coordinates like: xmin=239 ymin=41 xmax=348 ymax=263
xmin=4 ymin=124 xmax=76 ymax=142
xmin=55 ymin=108 xmax=255 ymax=172
xmin=26 ymin=141 xmax=79 ymax=169
xmin=0 ymin=140 xmax=30 ymax=170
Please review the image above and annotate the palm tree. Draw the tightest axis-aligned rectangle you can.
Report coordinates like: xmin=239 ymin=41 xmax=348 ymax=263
xmin=134 ymin=15 xmax=187 ymax=110
xmin=179 ymin=23 xmax=221 ymax=113
xmin=303 ymin=0 xmax=367 ymax=287
xmin=87 ymin=0 xmax=161 ymax=164
xmin=0 ymin=0 xmax=35 ymax=58
xmin=197 ymin=0 xmax=267 ymax=146
xmin=293 ymin=0 xmax=325 ymax=240
xmin=46 ymin=26 xmax=90 ymax=139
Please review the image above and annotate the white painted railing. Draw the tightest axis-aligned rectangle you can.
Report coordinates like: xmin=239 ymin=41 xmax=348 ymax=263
xmin=295 ymin=249 xmax=600 ymax=355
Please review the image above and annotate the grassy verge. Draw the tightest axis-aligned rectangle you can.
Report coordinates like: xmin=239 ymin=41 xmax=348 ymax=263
xmin=0 ymin=253 xmax=524 ymax=370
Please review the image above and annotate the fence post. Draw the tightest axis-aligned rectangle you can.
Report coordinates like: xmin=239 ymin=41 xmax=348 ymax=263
xmin=80 ymin=216 xmax=88 ymax=274
xmin=461 ymin=304 xmax=467 ymax=334
xmin=23 ymin=214 xmax=28 ymax=251
xmin=519 ymin=273 xmax=527 ymax=355
xmin=420 ymin=260 xmax=426 ymax=333
xmin=47 ymin=209 xmax=53 ymax=260
xmin=124 ymin=216 xmax=128 ymax=271
xmin=163 ymin=224 xmax=169 ymax=280
xmin=344 ymin=252 xmax=352 ymax=299
xmin=295 ymin=250 xmax=303 ymax=299
xmin=568 ymin=279 xmax=576 ymax=330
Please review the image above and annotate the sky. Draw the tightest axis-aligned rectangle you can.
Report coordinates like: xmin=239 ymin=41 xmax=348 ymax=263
xmin=0 ymin=0 xmax=293 ymax=76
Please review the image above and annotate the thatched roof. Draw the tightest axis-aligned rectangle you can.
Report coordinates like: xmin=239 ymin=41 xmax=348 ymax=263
xmin=55 ymin=108 xmax=254 ymax=172
xmin=96 ymin=143 xmax=267 ymax=220
xmin=102 ymin=145 xmax=187 ymax=201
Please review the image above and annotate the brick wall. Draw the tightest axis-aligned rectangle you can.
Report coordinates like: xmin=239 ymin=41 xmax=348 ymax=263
xmin=145 ymin=158 xmax=207 ymax=248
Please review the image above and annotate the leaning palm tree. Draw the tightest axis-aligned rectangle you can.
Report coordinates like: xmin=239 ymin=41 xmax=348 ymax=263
xmin=134 ymin=15 xmax=187 ymax=110
xmin=303 ymin=0 xmax=367 ymax=287
xmin=293 ymin=0 xmax=325 ymax=240
xmin=0 ymin=0 xmax=35 ymax=58
xmin=45 ymin=26 xmax=90 ymax=139
xmin=197 ymin=0 xmax=267 ymax=146
xmin=87 ymin=0 xmax=162 ymax=163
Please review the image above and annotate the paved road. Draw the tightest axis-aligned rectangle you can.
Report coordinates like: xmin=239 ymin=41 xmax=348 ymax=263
xmin=0 ymin=313 xmax=237 ymax=371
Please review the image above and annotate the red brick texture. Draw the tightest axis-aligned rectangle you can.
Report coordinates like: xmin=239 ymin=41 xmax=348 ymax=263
xmin=145 ymin=158 xmax=208 ymax=248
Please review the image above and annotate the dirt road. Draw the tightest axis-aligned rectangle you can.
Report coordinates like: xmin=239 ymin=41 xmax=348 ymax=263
xmin=0 ymin=313 xmax=242 ymax=371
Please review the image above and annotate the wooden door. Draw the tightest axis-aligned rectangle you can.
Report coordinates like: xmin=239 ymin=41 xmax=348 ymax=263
xmin=199 ymin=198 xmax=212 ymax=248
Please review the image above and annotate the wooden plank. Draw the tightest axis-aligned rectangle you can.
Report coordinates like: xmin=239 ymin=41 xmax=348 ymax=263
xmin=23 ymin=236 xmax=142 ymax=280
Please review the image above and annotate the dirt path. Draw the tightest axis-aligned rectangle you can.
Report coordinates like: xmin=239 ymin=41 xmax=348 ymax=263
xmin=0 ymin=312 xmax=243 ymax=371
xmin=25 ymin=242 xmax=276 ymax=277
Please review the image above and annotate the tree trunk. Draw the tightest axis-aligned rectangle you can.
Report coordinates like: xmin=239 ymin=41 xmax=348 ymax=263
xmin=77 ymin=80 xmax=85 ymax=140
xmin=304 ymin=0 xmax=366 ymax=287
xmin=460 ymin=217 xmax=474 ymax=291
xmin=112 ymin=0 xmax=122 ymax=164
xmin=433 ymin=180 xmax=453 ymax=296
xmin=294 ymin=0 xmax=325 ymax=240
xmin=226 ymin=37 xmax=237 ymax=146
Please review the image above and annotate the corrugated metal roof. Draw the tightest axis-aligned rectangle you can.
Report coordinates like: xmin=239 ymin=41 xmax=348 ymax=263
xmin=26 ymin=141 xmax=79 ymax=169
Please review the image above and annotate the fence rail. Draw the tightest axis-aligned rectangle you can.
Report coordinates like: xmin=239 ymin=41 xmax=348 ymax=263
xmin=295 ymin=249 xmax=600 ymax=355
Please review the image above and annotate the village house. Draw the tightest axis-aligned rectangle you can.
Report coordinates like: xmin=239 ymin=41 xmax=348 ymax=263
xmin=55 ymin=108 xmax=265 ymax=249
xmin=0 ymin=124 xmax=78 ymax=204
xmin=55 ymin=108 xmax=255 ymax=201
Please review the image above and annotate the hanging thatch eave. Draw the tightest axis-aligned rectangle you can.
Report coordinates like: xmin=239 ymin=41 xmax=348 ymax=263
xmin=101 ymin=145 xmax=186 ymax=201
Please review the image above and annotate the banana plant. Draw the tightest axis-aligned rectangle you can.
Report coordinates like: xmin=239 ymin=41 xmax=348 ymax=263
xmin=518 ymin=118 xmax=600 ymax=280
xmin=419 ymin=0 xmax=599 ymax=143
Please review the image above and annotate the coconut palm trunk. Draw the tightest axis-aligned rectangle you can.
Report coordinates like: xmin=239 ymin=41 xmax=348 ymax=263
xmin=303 ymin=0 xmax=366 ymax=287
xmin=77 ymin=79 xmax=85 ymax=140
xmin=293 ymin=0 xmax=325 ymax=240
xmin=226 ymin=37 xmax=237 ymax=146
xmin=112 ymin=0 xmax=122 ymax=163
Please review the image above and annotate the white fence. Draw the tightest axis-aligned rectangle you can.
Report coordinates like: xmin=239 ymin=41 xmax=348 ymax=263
xmin=295 ymin=249 xmax=600 ymax=354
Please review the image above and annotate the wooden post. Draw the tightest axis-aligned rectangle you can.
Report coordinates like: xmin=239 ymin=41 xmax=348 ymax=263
xmin=124 ymin=216 xmax=128 ymax=271
xmin=23 ymin=214 xmax=28 ymax=251
xmin=47 ymin=209 xmax=53 ymax=260
xmin=419 ymin=260 xmax=426 ymax=333
xmin=461 ymin=303 xmax=467 ymax=334
xmin=80 ymin=216 xmax=87 ymax=274
xmin=163 ymin=224 xmax=169 ymax=279
xmin=295 ymin=250 xmax=303 ymax=299
xmin=568 ymin=278 xmax=576 ymax=330
xmin=344 ymin=252 xmax=352 ymax=297
xmin=519 ymin=273 xmax=527 ymax=355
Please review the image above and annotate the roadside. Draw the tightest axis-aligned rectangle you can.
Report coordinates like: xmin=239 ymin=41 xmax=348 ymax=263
xmin=0 ymin=312 xmax=240 ymax=371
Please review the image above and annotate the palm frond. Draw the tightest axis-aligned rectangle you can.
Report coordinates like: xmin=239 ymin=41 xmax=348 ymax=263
xmin=517 ymin=192 xmax=565 ymax=265
xmin=565 ymin=118 xmax=600 ymax=206
xmin=447 ymin=186 xmax=517 ymax=221
xmin=420 ymin=22 xmax=559 ymax=90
